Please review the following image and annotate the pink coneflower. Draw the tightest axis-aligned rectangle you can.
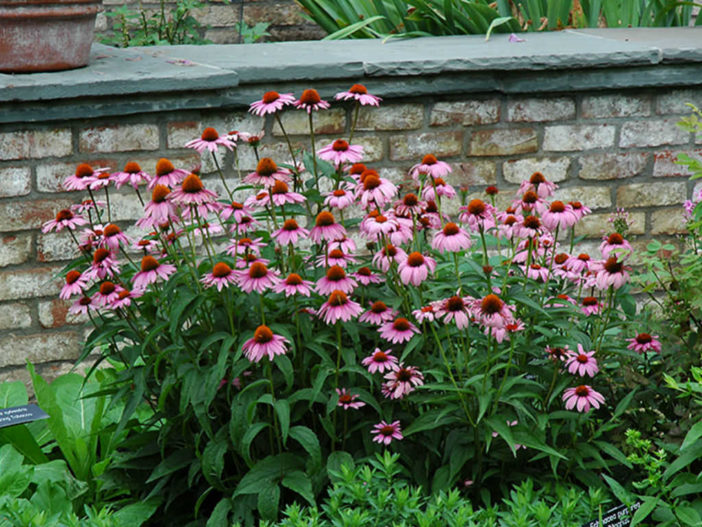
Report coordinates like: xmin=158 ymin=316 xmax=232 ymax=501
xmin=599 ymin=233 xmax=633 ymax=259
xmin=113 ymin=161 xmax=152 ymax=189
xmin=220 ymin=201 xmax=252 ymax=223
xmin=237 ymin=262 xmax=280 ymax=294
xmin=60 ymin=270 xmax=88 ymax=300
xmin=371 ymin=420 xmax=403 ymax=445
xmin=138 ymin=184 xmax=178 ymax=229
xmin=459 ymin=199 xmax=496 ymax=232
xmin=294 ymin=89 xmax=330 ymax=113
xmin=542 ymin=201 xmax=578 ymax=231
xmin=269 ymin=180 xmax=305 ymax=206
xmin=63 ymin=163 xmax=107 ymax=191
xmin=226 ymin=237 xmax=266 ymax=257
xmin=318 ymin=139 xmax=364 ymax=167
xmin=272 ymin=218 xmax=310 ymax=245
xmin=546 ymin=345 xmax=570 ymax=362
xmin=274 ymin=273 xmax=314 ymax=297
xmin=316 ymin=265 xmax=357 ymax=295
xmin=148 ymin=159 xmax=189 ymax=189
xmin=567 ymin=253 xmax=592 ymax=274
xmin=336 ymin=388 xmax=366 ymax=409
xmin=413 ymin=305 xmax=436 ymax=323
xmin=85 ymin=248 xmax=120 ymax=280
xmin=486 ymin=319 xmax=525 ymax=343
xmin=526 ymin=263 xmax=550 ymax=282
xmin=379 ymin=317 xmax=419 ymax=344
xmin=317 ymin=248 xmax=357 ymax=268
xmin=101 ymin=224 xmax=131 ymax=252
xmin=317 ymin=290 xmax=362 ymax=324
xmin=361 ymin=348 xmax=399 ymax=374
xmin=565 ymin=344 xmax=599 ymax=377
xmin=329 ymin=236 xmax=356 ymax=254
xmin=394 ymin=193 xmax=424 ymax=216
xmin=421 ymin=177 xmax=457 ymax=202
xmin=360 ymin=211 xmax=399 ymax=240
xmin=397 ymin=252 xmax=436 ymax=286
xmin=627 ymin=333 xmax=662 ymax=354
xmin=309 ymin=211 xmax=346 ymax=244
xmin=581 ymin=296 xmax=601 ymax=316
xmin=497 ymin=213 xmax=522 ymax=240
xmin=42 ymin=209 xmax=88 ymax=233
xmin=169 ymin=173 xmax=218 ymax=205
xmin=185 ymin=127 xmax=235 ymax=153
xmin=244 ymin=158 xmax=292 ymax=187
xmin=569 ymin=201 xmax=591 ymax=221
xmin=372 ymin=244 xmax=407 ymax=273
xmin=69 ymin=295 xmax=97 ymax=316
xmin=87 ymin=170 xmax=114 ymax=191
xmin=472 ymin=294 xmax=515 ymax=329
xmin=132 ymin=255 xmax=176 ymax=289
xmin=432 ymin=222 xmax=472 ymax=253
xmin=110 ymin=287 xmax=143 ymax=309
xmin=324 ymin=185 xmax=356 ymax=210
xmin=359 ymin=300 xmax=397 ymax=325
xmin=513 ymin=190 xmax=547 ymax=215
xmin=410 ymin=154 xmax=451 ymax=180
xmin=516 ymin=214 xmax=543 ymax=239
xmin=235 ymin=254 xmax=269 ymax=270
xmin=201 ymin=262 xmax=238 ymax=291
xmin=334 ymin=83 xmax=381 ymax=106
xmin=435 ymin=295 xmax=472 ymax=329
xmin=594 ymin=257 xmax=630 ymax=290
xmin=249 ymin=91 xmax=296 ymax=116
xmin=93 ymin=281 xmax=121 ymax=307
xmin=389 ymin=215 xmax=413 ymax=245
xmin=563 ymin=385 xmax=605 ymax=413
xmin=353 ymin=266 xmax=384 ymax=285
xmin=383 ymin=364 xmax=424 ymax=399
xmin=230 ymin=214 xmax=261 ymax=235
xmin=242 ymin=325 xmax=289 ymax=363
xmin=356 ymin=171 xmax=397 ymax=209
xmin=71 ymin=198 xmax=106 ymax=215
xmin=518 ymin=172 xmax=557 ymax=199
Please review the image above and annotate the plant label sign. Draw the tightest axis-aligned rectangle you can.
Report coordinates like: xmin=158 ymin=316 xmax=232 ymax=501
xmin=581 ymin=501 xmax=642 ymax=527
xmin=0 ymin=404 xmax=49 ymax=429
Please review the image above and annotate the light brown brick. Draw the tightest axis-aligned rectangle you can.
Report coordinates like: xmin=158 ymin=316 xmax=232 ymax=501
xmin=273 ymin=108 xmax=346 ymax=136
xmin=619 ymin=119 xmax=689 ymax=148
xmin=0 ymin=199 xmax=73 ymax=233
xmin=192 ymin=4 xmax=240 ymax=26
xmin=36 ymin=159 xmax=119 ymax=193
xmin=574 ymin=212 xmax=645 ymax=238
xmin=0 ymin=332 xmax=82 ymax=368
xmin=166 ymin=121 xmax=202 ymax=149
xmin=552 ymin=185 xmax=611 ymax=210
xmin=243 ymin=1 xmax=307 ymax=25
xmin=389 ymin=131 xmax=462 ymax=161
xmin=235 ymin=140 xmax=306 ymax=172
xmin=449 ymin=161 xmax=496 ymax=187
xmin=578 ymin=152 xmax=649 ymax=180
xmin=38 ymin=299 xmax=89 ymax=328
xmin=652 ymin=150 xmax=702 ymax=178
xmin=0 ymin=303 xmax=32 ymax=330
xmin=0 ymin=234 xmax=33 ymax=267
xmin=650 ymin=207 xmax=688 ymax=235
xmin=581 ymin=95 xmax=650 ymax=118
xmin=0 ymin=267 xmax=62 ymax=301
xmin=36 ymin=232 xmax=79 ymax=263
xmin=0 ymin=167 xmax=31 ymax=197
xmin=616 ymin=182 xmax=687 ymax=208
xmin=0 ymin=129 xmax=72 ymax=160
xmin=507 ymin=97 xmax=575 ymax=122
xmin=656 ymin=89 xmax=702 ymax=115
xmin=355 ymin=104 xmax=423 ymax=132
xmin=502 ymin=157 xmax=570 ymax=184
xmin=79 ymin=124 xmax=159 ymax=153
xmin=543 ymin=125 xmax=615 ymax=152
xmin=352 ymin=136 xmax=384 ymax=163
xmin=430 ymin=100 xmax=500 ymax=126
xmin=470 ymin=128 xmax=537 ymax=156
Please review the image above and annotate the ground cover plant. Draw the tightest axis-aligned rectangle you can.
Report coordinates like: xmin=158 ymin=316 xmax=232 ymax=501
xmin=28 ymin=86 xmax=701 ymax=526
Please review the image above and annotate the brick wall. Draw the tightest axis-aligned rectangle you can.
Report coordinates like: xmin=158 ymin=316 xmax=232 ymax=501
xmin=1 ymin=80 xmax=701 ymax=385
xmin=94 ymin=0 xmax=325 ymax=45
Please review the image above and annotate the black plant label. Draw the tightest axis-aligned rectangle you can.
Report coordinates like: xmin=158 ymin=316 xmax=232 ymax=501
xmin=0 ymin=404 xmax=49 ymax=429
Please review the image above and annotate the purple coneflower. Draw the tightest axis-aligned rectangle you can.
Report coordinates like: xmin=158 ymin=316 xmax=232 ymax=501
xmin=317 ymin=290 xmax=362 ymax=324
xmin=410 ymin=154 xmax=451 ymax=180
xmin=138 ymin=184 xmax=177 ymax=229
xmin=294 ymin=89 xmax=330 ymax=113
xmin=379 ymin=317 xmax=419 ymax=344
xmin=269 ymin=180 xmax=305 ymax=206
xmin=63 ymin=163 xmax=106 ymax=191
xmin=148 ymin=159 xmax=189 ymax=189
xmin=185 ymin=127 xmax=235 ymax=153
xmin=60 ymin=270 xmax=88 ymax=300
xmin=93 ymin=281 xmax=121 ymax=307
xmin=353 ymin=266 xmax=383 ymax=285
xmin=101 ymin=224 xmax=131 ymax=252
xmin=594 ymin=257 xmax=630 ymax=290
xmin=382 ymin=364 xmax=424 ymax=399
xmin=356 ymin=170 xmax=397 ymax=209
xmin=244 ymin=158 xmax=292 ymax=187
xmin=472 ymin=294 xmax=515 ymax=329
xmin=113 ymin=161 xmax=152 ymax=189
xmin=459 ymin=199 xmax=496 ymax=232
xmin=237 ymin=262 xmax=280 ymax=294
xmin=397 ymin=252 xmax=436 ymax=286
xmin=249 ymin=91 xmax=296 ymax=116
xmin=272 ymin=218 xmax=310 ymax=245
xmin=324 ymin=185 xmax=356 ymax=210
xmin=316 ymin=265 xmax=357 ymax=295
xmin=581 ymin=296 xmax=601 ymax=316
xmin=169 ymin=173 xmax=218 ymax=206
xmin=318 ymin=139 xmax=364 ymax=167
xmin=563 ymin=385 xmax=605 ymax=413
xmin=361 ymin=348 xmax=399 ymax=374
xmin=371 ymin=420 xmax=403 ymax=445
xmin=85 ymin=248 xmax=121 ymax=280
xmin=432 ymin=222 xmax=472 ymax=253
xmin=565 ymin=344 xmax=599 ymax=377
xmin=334 ymin=83 xmax=381 ymax=106
xmin=599 ymin=232 xmax=633 ymax=259
xmin=201 ymin=262 xmax=238 ymax=291
xmin=359 ymin=300 xmax=397 ymax=325
xmin=317 ymin=248 xmax=357 ymax=268
xmin=541 ymin=200 xmax=578 ymax=231
xmin=242 ymin=325 xmax=289 ymax=363
xmin=435 ymin=295 xmax=471 ymax=329
xmin=132 ymin=255 xmax=176 ymax=290
xmin=69 ymin=296 xmax=96 ymax=316
xmin=42 ymin=209 xmax=88 ymax=233
xmin=274 ymin=273 xmax=314 ymax=297
xmin=413 ymin=305 xmax=436 ymax=323
xmin=394 ymin=193 xmax=424 ymax=216
xmin=336 ymin=388 xmax=366 ymax=409
xmin=421 ymin=177 xmax=457 ymax=201
xmin=627 ymin=333 xmax=662 ymax=354
xmin=518 ymin=172 xmax=557 ymax=199
xmin=309 ymin=211 xmax=346 ymax=244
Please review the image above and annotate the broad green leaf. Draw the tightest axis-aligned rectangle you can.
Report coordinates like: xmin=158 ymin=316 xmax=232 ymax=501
xmin=485 ymin=16 xmax=514 ymax=40
xmin=630 ymin=496 xmax=658 ymax=527
xmin=289 ymin=426 xmax=322 ymax=470
xmin=235 ymin=454 xmax=303 ymax=496
xmin=257 ymin=484 xmax=280 ymax=522
xmin=680 ymin=419 xmax=702 ymax=450
xmin=205 ymin=498 xmax=231 ymax=527
xmin=326 ymin=451 xmax=353 ymax=482
xmin=112 ymin=498 xmax=160 ymax=526
xmin=281 ymin=470 xmax=315 ymax=505
xmin=274 ymin=399 xmax=290 ymax=444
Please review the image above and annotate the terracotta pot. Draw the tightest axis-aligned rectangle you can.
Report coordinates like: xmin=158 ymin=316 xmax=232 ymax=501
xmin=0 ymin=0 xmax=101 ymax=73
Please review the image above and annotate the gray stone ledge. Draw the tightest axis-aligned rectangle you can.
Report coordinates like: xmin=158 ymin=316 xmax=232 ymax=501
xmin=1 ymin=28 xmax=701 ymax=124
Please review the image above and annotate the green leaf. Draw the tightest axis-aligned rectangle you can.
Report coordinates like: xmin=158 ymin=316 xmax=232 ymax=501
xmin=593 ymin=440 xmax=632 ymax=468
xmin=289 ymin=426 xmax=322 ymax=470
xmin=257 ymin=484 xmax=280 ymax=522
xmin=240 ymin=422 xmax=269 ymax=467
xmin=205 ymin=498 xmax=232 ymax=527
xmin=675 ymin=506 xmax=702 ymax=526
xmin=274 ymin=399 xmax=290 ymax=444
xmin=485 ymin=16 xmax=514 ymax=40
xmin=323 ymin=15 xmax=387 ymax=40
xmin=631 ymin=496 xmax=658 ymax=527
xmin=681 ymin=419 xmax=702 ymax=450
xmin=235 ymin=454 xmax=302 ymax=496
xmin=663 ymin=441 xmax=702 ymax=480
xmin=602 ymin=474 xmax=634 ymax=505
xmin=112 ymin=498 xmax=160 ymax=526
xmin=0 ymin=381 xmax=28 ymax=407
xmin=326 ymin=451 xmax=354 ymax=482
xmin=146 ymin=449 xmax=192 ymax=483
xmin=281 ymin=470 xmax=315 ymax=505
xmin=0 ymin=444 xmax=31 ymax=498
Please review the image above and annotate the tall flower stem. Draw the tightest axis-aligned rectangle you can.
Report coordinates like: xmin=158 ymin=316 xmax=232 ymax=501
xmin=211 ymin=152 xmax=233 ymax=201
xmin=104 ymin=187 xmax=112 ymax=223
xmin=275 ymin=114 xmax=298 ymax=175
xmin=308 ymin=113 xmax=319 ymax=191
xmin=348 ymin=103 xmax=361 ymax=143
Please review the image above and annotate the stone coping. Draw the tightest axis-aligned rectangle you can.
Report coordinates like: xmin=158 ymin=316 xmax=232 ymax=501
xmin=1 ymin=28 xmax=702 ymax=123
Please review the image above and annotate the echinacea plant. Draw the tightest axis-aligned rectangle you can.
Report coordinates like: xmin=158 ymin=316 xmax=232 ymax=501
xmin=46 ymin=84 xmax=654 ymax=525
